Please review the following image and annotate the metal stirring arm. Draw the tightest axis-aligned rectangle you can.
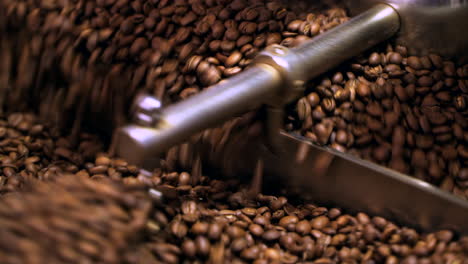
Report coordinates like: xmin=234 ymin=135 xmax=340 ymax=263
xmin=115 ymin=2 xmax=468 ymax=233
xmin=117 ymin=4 xmax=400 ymax=167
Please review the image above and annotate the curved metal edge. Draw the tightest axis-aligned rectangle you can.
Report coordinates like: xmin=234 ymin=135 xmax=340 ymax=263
xmin=263 ymin=131 xmax=468 ymax=234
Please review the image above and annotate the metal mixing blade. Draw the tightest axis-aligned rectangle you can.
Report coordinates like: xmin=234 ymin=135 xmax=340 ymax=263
xmin=116 ymin=1 xmax=468 ymax=233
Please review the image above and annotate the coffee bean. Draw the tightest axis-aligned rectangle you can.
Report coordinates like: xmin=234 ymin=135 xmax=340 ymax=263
xmin=295 ymin=220 xmax=311 ymax=235
xmin=195 ymin=236 xmax=211 ymax=256
xmin=311 ymin=216 xmax=329 ymax=229
xmin=407 ymin=56 xmax=422 ymax=70
xmin=388 ymin=52 xmax=402 ymax=65
xmin=314 ymin=122 xmax=333 ymax=145
xmin=356 ymin=82 xmax=371 ymax=98
xmin=321 ymin=98 xmax=336 ymax=113
xmin=190 ymin=222 xmax=208 ymax=237
xmin=227 ymin=226 xmax=245 ymax=239
xmin=241 ymin=246 xmax=260 ymax=260
xmin=369 ymin=52 xmax=381 ymax=65
xmin=182 ymin=239 xmax=197 ymax=258
xmin=366 ymin=102 xmax=383 ymax=117
xmin=231 ymin=237 xmax=247 ymax=252
xmin=3 ymin=3 xmax=468 ymax=262
xmin=249 ymin=224 xmax=264 ymax=237
xmin=287 ymin=20 xmax=303 ymax=31
xmin=236 ymin=35 xmax=252 ymax=48
xmin=208 ymin=222 xmax=222 ymax=240
xmin=296 ymin=97 xmax=311 ymax=121
xmin=266 ymin=33 xmax=281 ymax=45
xmin=306 ymin=92 xmax=321 ymax=107
xmin=223 ymin=66 xmax=242 ymax=77
xmin=262 ymin=229 xmax=281 ymax=241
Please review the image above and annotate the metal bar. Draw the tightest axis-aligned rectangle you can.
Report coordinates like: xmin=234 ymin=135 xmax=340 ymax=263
xmin=117 ymin=4 xmax=400 ymax=167
xmin=292 ymin=4 xmax=400 ymax=80
xmin=117 ymin=65 xmax=282 ymax=167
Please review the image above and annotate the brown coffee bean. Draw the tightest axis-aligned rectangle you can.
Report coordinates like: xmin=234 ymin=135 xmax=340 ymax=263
xmin=435 ymin=230 xmax=454 ymax=243
xmin=394 ymin=85 xmax=408 ymax=101
xmin=369 ymin=52 xmax=381 ymax=65
xmin=198 ymin=66 xmax=221 ymax=86
xmin=356 ymin=82 xmax=370 ymax=98
xmin=236 ymin=35 xmax=252 ymax=47
xmin=296 ymin=97 xmax=311 ymax=121
xmin=227 ymin=226 xmax=245 ymax=239
xmin=253 ymin=34 xmax=266 ymax=48
xmin=241 ymin=246 xmax=260 ymax=260
xmin=385 ymin=64 xmax=401 ymax=73
xmin=311 ymin=216 xmax=329 ymax=229
xmin=211 ymin=21 xmax=225 ymax=39
xmin=287 ymin=20 xmax=302 ymax=31
xmin=454 ymin=95 xmax=466 ymax=110
xmin=306 ymin=92 xmax=321 ymax=107
xmin=254 ymin=215 xmax=269 ymax=226
xmin=241 ymin=208 xmax=257 ymax=217
xmin=262 ymin=229 xmax=281 ymax=241
xmin=223 ymin=66 xmax=242 ymax=77
xmin=443 ymin=62 xmax=456 ymax=76
xmin=314 ymin=122 xmax=333 ymax=145
xmin=195 ymin=236 xmax=211 ymax=256
xmin=366 ymin=102 xmax=383 ymax=117
xmin=249 ymin=224 xmax=264 ymax=237
xmin=220 ymin=40 xmax=236 ymax=52
xmin=190 ymin=222 xmax=209 ymax=235
xmin=239 ymin=22 xmax=257 ymax=35
xmin=388 ymin=52 xmax=403 ymax=64
xmin=372 ymin=145 xmax=390 ymax=162
xmin=182 ymin=239 xmax=197 ymax=258
xmin=321 ymin=98 xmax=336 ymax=112
xmin=418 ymin=76 xmax=433 ymax=87
xmin=382 ymin=111 xmax=398 ymax=128
xmin=231 ymin=238 xmax=247 ymax=252
xmin=296 ymin=220 xmax=312 ymax=235
xmin=180 ymin=11 xmax=197 ymax=26
xmin=266 ymin=33 xmax=281 ymax=45
xmin=120 ymin=19 xmax=135 ymax=35
xmin=278 ymin=215 xmax=298 ymax=228
xmin=208 ymin=222 xmax=223 ymax=240
xmin=334 ymin=130 xmax=348 ymax=145
xmin=407 ymin=56 xmax=422 ymax=70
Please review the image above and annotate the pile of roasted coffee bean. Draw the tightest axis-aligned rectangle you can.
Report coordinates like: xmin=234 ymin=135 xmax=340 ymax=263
xmin=2 ymin=0 xmax=467 ymax=201
xmin=1 ymin=0 xmax=468 ymax=262
xmin=287 ymin=44 xmax=468 ymax=199
xmin=0 ymin=112 xmax=466 ymax=263
xmin=140 ymin=170 xmax=468 ymax=264
xmin=0 ymin=0 xmax=348 ymax=133
xmin=0 ymin=174 xmax=152 ymax=264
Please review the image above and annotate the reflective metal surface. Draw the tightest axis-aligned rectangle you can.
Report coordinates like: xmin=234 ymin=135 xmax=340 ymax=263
xmin=117 ymin=5 xmax=400 ymax=166
xmin=291 ymin=4 xmax=399 ymax=80
xmin=347 ymin=0 xmax=468 ymax=63
xmin=215 ymin=131 xmax=468 ymax=234
xmin=114 ymin=1 xmax=468 ymax=233
xmin=117 ymin=65 xmax=282 ymax=168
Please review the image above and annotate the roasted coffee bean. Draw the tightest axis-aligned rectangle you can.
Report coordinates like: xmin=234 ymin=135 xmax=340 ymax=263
xmin=407 ymin=56 xmax=422 ymax=70
xmin=307 ymin=92 xmax=321 ymax=107
xmin=195 ymin=236 xmax=211 ymax=256
xmin=262 ymin=229 xmax=281 ymax=241
xmin=297 ymin=97 xmax=311 ymax=121
xmin=295 ymin=220 xmax=312 ymax=235
xmin=2 ymin=2 xmax=468 ymax=262
xmin=0 ymin=111 xmax=466 ymax=263
xmin=225 ymin=51 xmax=242 ymax=67
xmin=311 ymin=216 xmax=329 ymax=229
